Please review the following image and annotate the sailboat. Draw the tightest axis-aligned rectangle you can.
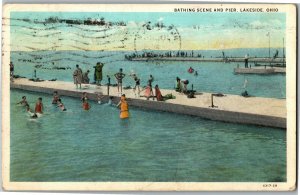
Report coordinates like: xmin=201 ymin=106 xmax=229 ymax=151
xmin=254 ymin=34 xmax=286 ymax=67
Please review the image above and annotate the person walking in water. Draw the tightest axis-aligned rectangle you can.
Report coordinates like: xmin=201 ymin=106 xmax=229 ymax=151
xmin=95 ymin=62 xmax=104 ymax=85
xmin=114 ymin=68 xmax=126 ymax=95
xmin=117 ymin=94 xmax=129 ymax=119
xmin=35 ymin=97 xmax=43 ymax=114
xmin=73 ymin=64 xmax=83 ymax=89
xmin=244 ymin=54 xmax=249 ymax=68
xmin=81 ymin=92 xmax=90 ymax=110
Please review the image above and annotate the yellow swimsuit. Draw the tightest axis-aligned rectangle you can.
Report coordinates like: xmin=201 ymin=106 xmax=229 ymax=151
xmin=120 ymin=100 xmax=129 ymax=119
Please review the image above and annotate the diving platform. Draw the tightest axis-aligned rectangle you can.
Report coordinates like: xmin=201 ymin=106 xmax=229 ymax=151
xmin=11 ymin=78 xmax=286 ymax=129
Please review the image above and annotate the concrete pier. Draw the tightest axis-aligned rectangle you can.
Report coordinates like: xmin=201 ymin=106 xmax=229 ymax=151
xmin=234 ymin=67 xmax=286 ymax=74
xmin=11 ymin=78 xmax=286 ymax=129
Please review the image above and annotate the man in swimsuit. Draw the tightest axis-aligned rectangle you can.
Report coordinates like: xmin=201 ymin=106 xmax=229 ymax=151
xmin=114 ymin=68 xmax=126 ymax=95
xmin=131 ymin=74 xmax=140 ymax=97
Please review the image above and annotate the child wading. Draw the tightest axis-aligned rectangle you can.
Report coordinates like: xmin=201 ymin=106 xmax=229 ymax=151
xmin=117 ymin=94 xmax=129 ymax=119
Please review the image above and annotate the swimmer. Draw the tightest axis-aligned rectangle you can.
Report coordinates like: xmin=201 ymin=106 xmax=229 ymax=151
xmin=57 ymin=98 xmax=67 ymax=111
xmin=107 ymin=96 xmax=113 ymax=105
xmin=25 ymin=104 xmax=38 ymax=118
xmin=188 ymin=67 xmax=194 ymax=73
xmin=97 ymin=93 xmax=104 ymax=104
xmin=194 ymin=71 xmax=198 ymax=76
xmin=35 ymin=97 xmax=43 ymax=114
xmin=81 ymin=92 xmax=90 ymax=110
xmin=30 ymin=113 xmax=38 ymax=119
xmin=52 ymin=91 xmax=59 ymax=104
xmin=17 ymin=96 xmax=28 ymax=106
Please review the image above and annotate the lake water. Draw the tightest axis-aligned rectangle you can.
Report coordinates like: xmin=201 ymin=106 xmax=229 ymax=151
xmin=10 ymin=89 xmax=286 ymax=182
xmin=11 ymin=50 xmax=286 ymax=99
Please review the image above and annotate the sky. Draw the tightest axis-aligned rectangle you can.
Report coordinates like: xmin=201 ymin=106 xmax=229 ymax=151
xmin=8 ymin=12 xmax=286 ymax=51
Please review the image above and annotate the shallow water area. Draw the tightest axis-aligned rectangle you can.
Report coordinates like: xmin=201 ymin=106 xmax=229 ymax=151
xmin=10 ymin=89 xmax=286 ymax=182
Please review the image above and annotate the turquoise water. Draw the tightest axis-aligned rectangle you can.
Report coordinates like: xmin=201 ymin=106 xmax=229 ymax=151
xmin=11 ymin=89 xmax=286 ymax=182
xmin=11 ymin=50 xmax=286 ymax=99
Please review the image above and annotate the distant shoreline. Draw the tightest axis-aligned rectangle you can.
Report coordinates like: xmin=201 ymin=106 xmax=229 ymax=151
xmin=128 ymin=57 xmax=285 ymax=64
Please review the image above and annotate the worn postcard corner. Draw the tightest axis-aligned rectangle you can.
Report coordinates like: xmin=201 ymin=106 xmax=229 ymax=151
xmin=1 ymin=3 xmax=297 ymax=192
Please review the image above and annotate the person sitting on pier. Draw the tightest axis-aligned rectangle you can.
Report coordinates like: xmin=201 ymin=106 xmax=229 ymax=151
xmin=154 ymin=85 xmax=163 ymax=101
xmin=188 ymin=67 xmax=194 ymax=73
xmin=181 ymin=79 xmax=189 ymax=93
xmin=57 ymin=98 xmax=67 ymax=111
xmin=83 ymin=70 xmax=90 ymax=84
xmin=35 ymin=97 xmax=43 ymax=114
xmin=117 ymin=94 xmax=129 ymax=119
xmin=175 ymin=77 xmax=183 ymax=92
xmin=52 ymin=91 xmax=59 ymax=104
xmin=81 ymin=92 xmax=90 ymax=110
xmin=73 ymin=64 xmax=83 ymax=89
xmin=114 ymin=68 xmax=126 ymax=95
xmin=17 ymin=96 xmax=28 ymax=106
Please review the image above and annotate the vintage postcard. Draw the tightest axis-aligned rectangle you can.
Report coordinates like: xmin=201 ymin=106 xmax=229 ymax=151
xmin=2 ymin=3 xmax=296 ymax=191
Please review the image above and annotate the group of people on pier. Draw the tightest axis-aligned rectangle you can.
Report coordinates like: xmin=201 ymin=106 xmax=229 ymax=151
xmin=72 ymin=63 xmax=166 ymax=101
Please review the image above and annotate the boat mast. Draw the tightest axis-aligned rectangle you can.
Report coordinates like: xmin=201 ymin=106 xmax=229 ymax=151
xmin=282 ymin=37 xmax=285 ymax=67
xmin=268 ymin=32 xmax=271 ymax=66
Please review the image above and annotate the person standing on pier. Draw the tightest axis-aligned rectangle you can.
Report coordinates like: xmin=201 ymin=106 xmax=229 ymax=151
xmin=95 ymin=62 xmax=104 ymax=85
xmin=147 ymin=75 xmax=154 ymax=100
xmin=114 ymin=68 xmax=126 ymax=95
xmin=73 ymin=64 xmax=83 ymax=89
xmin=35 ymin=97 xmax=43 ymax=114
xmin=117 ymin=94 xmax=129 ymax=119
xmin=131 ymin=73 xmax=141 ymax=97
xmin=244 ymin=54 xmax=249 ymax=68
